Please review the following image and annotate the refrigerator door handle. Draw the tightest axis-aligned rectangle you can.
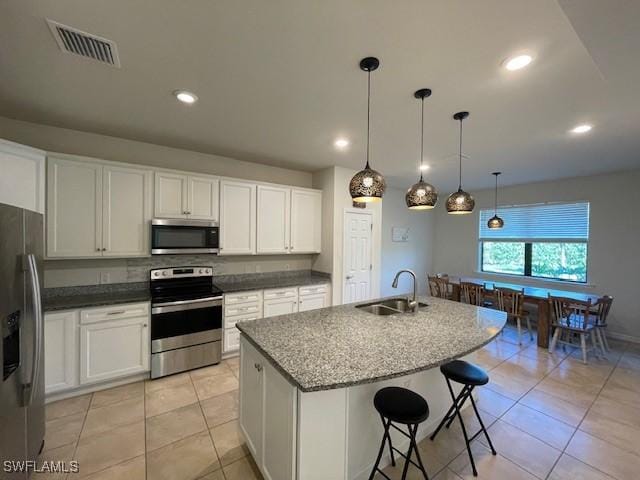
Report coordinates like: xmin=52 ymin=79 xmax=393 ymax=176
xmin=24 ymin=253 xmax=43 ymax=406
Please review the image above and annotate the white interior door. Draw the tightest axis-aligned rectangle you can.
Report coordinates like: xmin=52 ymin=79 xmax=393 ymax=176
xmin=343 ymin=211 xmax=373 ymax=304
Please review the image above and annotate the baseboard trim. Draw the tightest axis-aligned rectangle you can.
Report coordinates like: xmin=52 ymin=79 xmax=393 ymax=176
xmin=607 ymin=332 xmax=640 ymax=344
xmin=45 ymin=372 xmax=150 ymax=404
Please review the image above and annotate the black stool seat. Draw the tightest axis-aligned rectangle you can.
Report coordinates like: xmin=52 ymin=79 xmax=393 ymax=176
xmin=440 ymin=360 xmax=489 ymax=386
xmin=374 ymin=386 xmax=430 ymax=424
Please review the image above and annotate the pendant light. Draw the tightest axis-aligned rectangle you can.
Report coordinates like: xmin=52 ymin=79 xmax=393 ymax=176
xmin=406 ymin=89 xmax=438 ymax=210
xmin=349 ymin=57 xmax=386 ymax=203
xmin=487 ymin=172 xmax=504 ymax=229
xmin=446 ymin=111 xmax=475 ymax=214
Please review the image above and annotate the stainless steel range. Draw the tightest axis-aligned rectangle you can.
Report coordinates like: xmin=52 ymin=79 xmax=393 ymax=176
xmin=150 ymin=267 xmax=223 ymax=379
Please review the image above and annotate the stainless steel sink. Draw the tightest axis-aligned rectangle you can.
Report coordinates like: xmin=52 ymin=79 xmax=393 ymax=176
xmin=355 ymin=297 xmax=428 ymax=315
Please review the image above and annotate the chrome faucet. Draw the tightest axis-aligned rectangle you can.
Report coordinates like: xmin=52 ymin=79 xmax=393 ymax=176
xmin=392 ymin=269 xmax=418 ymax=313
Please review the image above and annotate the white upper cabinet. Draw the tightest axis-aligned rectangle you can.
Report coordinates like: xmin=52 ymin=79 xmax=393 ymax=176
xmin=0 ymin=139 xmax=45 ymax=213
xmin=187 ymin=175 xmax=219 ymax=221
xmin=102 ymin=165 xmax=152 ymax=257
xmin=47 ymin=155 xmax=152 ymax=258
xmin=154 ymin=172 xmax=188 ymax=218
xmin=154 ymin=172 xmax=219 ymax=221
xmin=290 ymin=189 xmax=322 ymax=253
xmin=257 ymin=185 xmax=290 ymax=254
xmin=47 ymin=156 xmax=103 ymax=258
xmin=220 ymin=180 xmax=256 ymax=255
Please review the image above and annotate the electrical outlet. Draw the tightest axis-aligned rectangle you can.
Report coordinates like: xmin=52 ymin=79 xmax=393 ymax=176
xmin=100 ymin=272 xmax=110 ymax=284
xmin=285 ymin=264 xmax=290 ymax=271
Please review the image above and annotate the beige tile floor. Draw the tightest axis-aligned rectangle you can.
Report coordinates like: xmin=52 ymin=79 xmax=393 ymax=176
xmin=37 ymin=327 xmax=640 ymax=480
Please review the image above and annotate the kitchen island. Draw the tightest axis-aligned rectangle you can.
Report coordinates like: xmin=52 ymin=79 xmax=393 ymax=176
xmin=236 ymin=296 xmax=506 ymax=480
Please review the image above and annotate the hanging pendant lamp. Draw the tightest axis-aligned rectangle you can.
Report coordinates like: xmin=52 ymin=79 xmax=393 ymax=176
xmin=349 ymin=57 xmax=386 ymax=203
xmin=487 ymin=172 xmax=504 ymax=229
xmin=446 ymin=111 xmax=475 ymax=214
xmin=406 ymin=88 xmax=438 ymax=210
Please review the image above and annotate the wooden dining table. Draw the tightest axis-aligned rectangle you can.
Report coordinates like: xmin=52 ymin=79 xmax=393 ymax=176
xmin=447 ymin=276 xmax=602 ymax=348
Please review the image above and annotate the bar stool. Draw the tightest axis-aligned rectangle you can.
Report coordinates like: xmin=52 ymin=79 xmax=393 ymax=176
xmin=430 ymin=360 xmax=496 ymax=477
xmin=369 ymin=386 xmax=430 ymax=480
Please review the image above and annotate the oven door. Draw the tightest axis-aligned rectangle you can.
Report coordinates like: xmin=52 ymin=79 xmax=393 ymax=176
xmin=151 ymin=297 xmax=222 ymax=353
xmin=151 ymin=219 xmax=219 ymax=255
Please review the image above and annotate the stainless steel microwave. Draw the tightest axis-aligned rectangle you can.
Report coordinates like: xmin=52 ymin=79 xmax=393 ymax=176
xmin=151 ymin=219 xmax=219 ymax=254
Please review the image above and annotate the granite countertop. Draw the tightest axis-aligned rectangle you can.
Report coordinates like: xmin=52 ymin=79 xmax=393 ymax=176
xmin=43 ymin=271 xmax=331 ymax=312
xmin=236 ymin=296 xmax=507 ymax=392
xmin=213 ymin=271 xmax=330 ymax=293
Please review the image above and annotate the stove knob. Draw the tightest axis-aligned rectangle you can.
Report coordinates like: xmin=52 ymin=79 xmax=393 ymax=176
xmin=162 ymin=271 xmax=168 ymax=276
xmin=199 ymin=269 xmax=203 ymax=274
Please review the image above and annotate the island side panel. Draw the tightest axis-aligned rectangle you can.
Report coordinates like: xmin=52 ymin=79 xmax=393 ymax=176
xmin=297 ymin=388 xmax=348 ymax=480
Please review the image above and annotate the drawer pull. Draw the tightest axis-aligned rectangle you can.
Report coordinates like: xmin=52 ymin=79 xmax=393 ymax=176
xmin=107 ymin=310 xmax=126 ymax=315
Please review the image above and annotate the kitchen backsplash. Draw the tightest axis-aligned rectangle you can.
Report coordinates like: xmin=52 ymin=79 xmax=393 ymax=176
xmin=44 ymin=254 xmax=315 ymax=288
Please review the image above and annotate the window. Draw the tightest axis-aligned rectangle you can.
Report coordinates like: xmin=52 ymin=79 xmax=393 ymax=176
xmin=479 ymin=202 xmax=589 ymax=283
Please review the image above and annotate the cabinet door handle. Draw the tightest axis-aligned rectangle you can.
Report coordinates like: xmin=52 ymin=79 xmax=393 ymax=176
xmin=143 ymin=323 xmax=148 ymax=327
xmin=102 ymin=248 xmax=107 ymax=251
xmin=254 ymin=363 xmax=263 ymax=372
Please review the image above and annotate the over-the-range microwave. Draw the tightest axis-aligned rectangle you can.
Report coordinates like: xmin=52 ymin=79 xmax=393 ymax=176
xmin=151 ymin=219 xmax=219 ymax=254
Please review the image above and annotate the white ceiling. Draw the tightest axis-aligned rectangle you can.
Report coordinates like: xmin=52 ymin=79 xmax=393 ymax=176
xmin=1 ymin=0 xmax=639 ymax=191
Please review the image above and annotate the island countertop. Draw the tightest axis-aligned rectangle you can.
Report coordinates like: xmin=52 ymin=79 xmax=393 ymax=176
xmin=236 ymin=296 xmax=506 ymax=392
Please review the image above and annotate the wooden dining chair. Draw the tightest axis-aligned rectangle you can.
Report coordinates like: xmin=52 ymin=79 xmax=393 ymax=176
xmin=428 ymin=275 xmax=451 ymax=299
xmin=593 ymin=295 xmax=613 ymax=352
xmin=548 ymin=295 xmax=601 ymax=363
xmin=460 ymin=282 xmax=485 ymax=306
xmin=494 ymin=287 xmax=532 ymax=345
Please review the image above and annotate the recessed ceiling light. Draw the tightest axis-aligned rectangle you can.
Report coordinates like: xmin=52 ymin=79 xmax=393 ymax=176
xmin=334 ymin=138 xmax=350 ymax=149
xmin=419 ymin=164 xmax=430 ymax=171
xmin=503 ymin=54 xmax=533 ymax=71
xmin=174 ymin=90 xmax=198 ymax=104
xmin=570 ymin=124 xmax=592 ymax=134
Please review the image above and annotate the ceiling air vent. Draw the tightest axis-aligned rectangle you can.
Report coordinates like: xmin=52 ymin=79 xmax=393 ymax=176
xmin=46 ymin=19 xmax=120 ymax=67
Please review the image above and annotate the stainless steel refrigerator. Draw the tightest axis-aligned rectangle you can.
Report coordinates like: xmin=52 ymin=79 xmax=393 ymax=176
xmin=0 ymin=202 xmax=45 ymax=479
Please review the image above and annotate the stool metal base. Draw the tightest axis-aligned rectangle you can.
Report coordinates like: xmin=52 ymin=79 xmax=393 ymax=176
xmin=368 ymin=414 xmax=429 ymax=480
xmin=430 ymin=378 xmax=496 ymax=476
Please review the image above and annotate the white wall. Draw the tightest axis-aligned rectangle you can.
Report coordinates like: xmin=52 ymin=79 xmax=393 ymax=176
xmin=431 ymin=169 xmax=640 ymax=342
xmin=0 ymin=116 xmax=312 ymax=187
xmin=380 ymin=187 xmax=435 ymax=297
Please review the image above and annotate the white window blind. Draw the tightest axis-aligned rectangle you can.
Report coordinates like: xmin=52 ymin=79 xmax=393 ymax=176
xmin=479 ymin=202 xmax=589 ymax=241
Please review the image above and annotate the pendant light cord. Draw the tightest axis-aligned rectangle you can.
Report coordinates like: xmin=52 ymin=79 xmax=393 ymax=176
xmin=419 ymin=97 xmax=424 ymax=181
xmin=365 ymin=69 xmax=371 ymax=169
xmin=494 ymin=174 xmax=498 ymax=214
xmin=458 ymin=118 xmax=463 ymax=190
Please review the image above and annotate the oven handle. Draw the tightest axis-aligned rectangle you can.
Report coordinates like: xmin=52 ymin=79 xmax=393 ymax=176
xmin=152 ymin=297 xmax=222 ymax=314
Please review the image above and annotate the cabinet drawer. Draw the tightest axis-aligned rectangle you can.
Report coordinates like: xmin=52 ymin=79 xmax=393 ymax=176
xmin=298 ymin=284 xmax=328 ymax=296
xmin=224 ymin=291 xmax=263 ymax=306
xmin=224 ymin=328 xmax=240 ymax=353
xmin=80 ymin=302 xmax=150 ymax=324
xmin=225 ymin=303 xmax=262 ymax=318
xmin=224 ymin=311 xmax=261 ymax=329
xmin=263 ymin=288 xmax=298 ymax=300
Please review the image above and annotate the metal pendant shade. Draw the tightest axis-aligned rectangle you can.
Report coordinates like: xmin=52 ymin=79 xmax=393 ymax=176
xmin=350 ymin=57 xmax=386 ymax=203
xmin=487 ymin=172 xmax=504 ymax=229
xmin=446 ymin=111 xmax=474 ymax=214
xmin=406 ymin=88 xmax=438 ymax=210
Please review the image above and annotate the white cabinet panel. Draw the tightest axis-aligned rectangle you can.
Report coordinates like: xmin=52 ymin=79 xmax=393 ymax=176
xmin=0 ymin=139 xmax=45 ymax=213
xmin=44 ymin=311 xmax=79 ymax=394
xmin=80 ymin=316 xmax=149 ymax=384
xmin=102 ymin=165 xmax=152 ymax=257
xmin=240 ymin=339 xmax=264 ymax=460
xmin=47 ymin=157 xmax=103 ymax=257
xmin=188 ymin=175 xmax=219 ymax=221
xmin=224 ymin=291 xmax=263 ymax=306
xmin=290 ymin=189 xmax=321 ymax=253
xmin=224 ymin=328 xmax=240 ymax=353
xmin=219 ymin=180 xmax=256 ymax=255
xmin=298 ymin=294 xmax=328 ymax=312
xmin=263 ymin=298 xmax=298 ymax=318
xmin=257 ymin=185 xmax=290 ymax=254
xmin=154 ymin=172 xmax=188 ymax=218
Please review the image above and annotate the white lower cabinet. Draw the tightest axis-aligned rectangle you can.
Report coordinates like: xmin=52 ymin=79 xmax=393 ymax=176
xmin=44 ymin=302 xmax=150 ymax=395
xmin=44 ymin=310 xmax=79 ymax=394
xmin=263 ymin=288 xmax=298 ymax=318
xmin=240 ymin=337 xmax=296 ymax=480
xmin=79 ymin=304 xmax=150 ymax=385
xmin=298 ymin=284 xmax=330 ymax=312
xmin=223 ymin=290 xmax=263 ymax=354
